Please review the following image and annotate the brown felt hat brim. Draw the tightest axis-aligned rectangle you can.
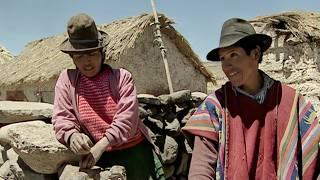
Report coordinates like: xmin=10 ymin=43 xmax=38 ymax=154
xmin=206 ymin=34 xmax=272 ymax=61
xmin=59 ymin=30 xmax=107 ymax=54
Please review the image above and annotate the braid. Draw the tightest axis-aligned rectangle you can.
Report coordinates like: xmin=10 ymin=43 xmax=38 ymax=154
xmin=99 ymin=32 xmax=110 ymax=63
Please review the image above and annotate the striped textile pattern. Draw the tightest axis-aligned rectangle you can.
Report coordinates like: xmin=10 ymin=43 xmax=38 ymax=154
xmin=79 ymin=68 xmax=117 ymax=142
xmin=78 ymin=68 xmax=144 ymax=151
xmin=182 ymin=86 xmax=319 ymax=179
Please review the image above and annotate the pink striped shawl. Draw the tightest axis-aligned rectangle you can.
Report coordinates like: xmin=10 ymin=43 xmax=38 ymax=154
xmin=182 ymin=82 xmax=320 ymax=179
xmin=78 ymin=68 xmax=143 ymax=151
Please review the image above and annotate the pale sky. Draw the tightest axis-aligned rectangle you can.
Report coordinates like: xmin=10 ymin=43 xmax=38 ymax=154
xmin=0 ymin=0 xmax=319 ymax=60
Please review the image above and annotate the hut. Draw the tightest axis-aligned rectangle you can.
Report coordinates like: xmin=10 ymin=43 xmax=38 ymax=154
xmin=0 ymin=13 xmax=215 ymax=103
xmin=251 ymin=11 xmax=320 ymax=111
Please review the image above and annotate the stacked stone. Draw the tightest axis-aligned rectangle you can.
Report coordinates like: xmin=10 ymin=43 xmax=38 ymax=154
xmin=138 ymin=90 xmax=207 ymax=180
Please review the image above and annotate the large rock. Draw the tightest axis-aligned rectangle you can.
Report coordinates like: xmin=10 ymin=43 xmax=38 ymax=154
xmin=138 ymin=106 xmax=149 ymax=119
xmin=0 ymin=145 xmax=5 ymax=166
xmin=0 ymin=160 xmax=24 ymax=180
xmin=191 ymin=92 xmax=207 ymax=107
xmin=146 ymin=105 xmax=161 ymax=116
xmin=191 ymin=92 xmax=207 ymax=102
xmin=169 ymin=90 xmax=192 ymax=104
xmin=0 ymin=121 xmax=80 ymax=174
xmin=161 ymin=136 xmax=178 ymax=164
xmin=0 ymin=158 xmax=58 ymax=180
xmin=59 ymin=164 xmax=126 ymax=180
xmin=148 ymin=131 xmax=166 ymax=152
xmin=163 ymin=111 xmax=176 ymax=123
xmin=0 ymin=101 xmax=53 ymax=124
xmin=165 ymin=118 xmax=181 ymax=137
xmin=144 ymin=117 xmax=164 ymax=135
xmin=18 ymin=158 xmax=58 ymax=180
xmin=137 ymin=94 xmax=161 ymax=105
xmin=158 ymin=90 xmax=192 ymax=104
xmin=6 ymin=148 xmax=19 ymax=161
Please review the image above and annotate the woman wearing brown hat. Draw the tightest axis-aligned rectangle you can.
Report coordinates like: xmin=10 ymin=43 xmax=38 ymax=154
xmin=52 ymin=13 xmax=165 ymax=180
xmin=182 ymin=18 xmax=319 ymax=179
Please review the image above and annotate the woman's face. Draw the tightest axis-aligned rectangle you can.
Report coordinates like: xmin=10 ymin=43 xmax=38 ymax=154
xmin=72 ymin=50 xmax=102 ymax=78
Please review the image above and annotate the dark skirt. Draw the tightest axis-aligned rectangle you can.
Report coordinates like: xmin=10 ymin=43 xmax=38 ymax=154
xmin=96 ymin=139 xmax=165 ymax=180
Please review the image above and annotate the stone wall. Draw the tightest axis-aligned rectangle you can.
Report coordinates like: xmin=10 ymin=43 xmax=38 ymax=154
xmin=138 ymin=90 xmax=206 ymax=179
xmin=254 ymin=20 xmax=320 ymax=111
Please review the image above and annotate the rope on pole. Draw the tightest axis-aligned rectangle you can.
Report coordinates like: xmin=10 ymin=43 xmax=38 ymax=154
xmin=150 ymin=0 xmax=174 ymax=94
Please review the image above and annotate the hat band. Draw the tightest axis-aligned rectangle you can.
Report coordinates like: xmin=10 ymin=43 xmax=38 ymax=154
xmin=223 ymin=30 xmax=252 ymax=37
xmin=69 ymin=38 xmax=102 ymax=50
xmin=69 ymin=39 xmax=99 ymax=44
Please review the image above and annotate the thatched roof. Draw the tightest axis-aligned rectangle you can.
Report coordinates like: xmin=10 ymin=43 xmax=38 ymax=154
xmin=0 ymin=13 xmax=215 ymax=87
xmin=0 ymin=45 xmax=13 ymax=64
xmin=250 ymin=11 xmax=320 ymax=42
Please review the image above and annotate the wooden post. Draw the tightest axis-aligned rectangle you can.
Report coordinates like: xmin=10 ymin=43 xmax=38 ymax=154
xmin=150 ymin=0 xmax=174 ymax=94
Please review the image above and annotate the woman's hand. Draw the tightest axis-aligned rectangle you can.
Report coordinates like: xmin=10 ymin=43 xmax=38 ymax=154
xmin=80 ymin=137 xmax=110 ymax=169
xmin=69 ymin=133 xmax=93 ymax=155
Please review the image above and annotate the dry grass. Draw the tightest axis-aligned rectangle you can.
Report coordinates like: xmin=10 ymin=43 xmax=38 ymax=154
xmin=251 ymin=11 xmax=320 ymax=42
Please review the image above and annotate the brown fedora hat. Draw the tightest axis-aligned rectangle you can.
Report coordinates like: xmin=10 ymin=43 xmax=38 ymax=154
xmin=59 ymin=13 xmax=110 ymax=54
xmin=206 ymin=18 xmax=272 ymax=61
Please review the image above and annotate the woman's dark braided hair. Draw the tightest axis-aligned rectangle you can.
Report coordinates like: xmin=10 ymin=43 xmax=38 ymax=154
xmin=99 ymin=31 xmax=110 ymax=64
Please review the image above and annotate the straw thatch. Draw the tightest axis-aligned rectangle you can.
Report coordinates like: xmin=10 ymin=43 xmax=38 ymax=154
xmin=250 ymin=11 xmax=320 ymax=43
xmin=0 ymin=45 xmax=13 ymax=64
xmin=0 ymin=13 xmax=215 ymax=88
